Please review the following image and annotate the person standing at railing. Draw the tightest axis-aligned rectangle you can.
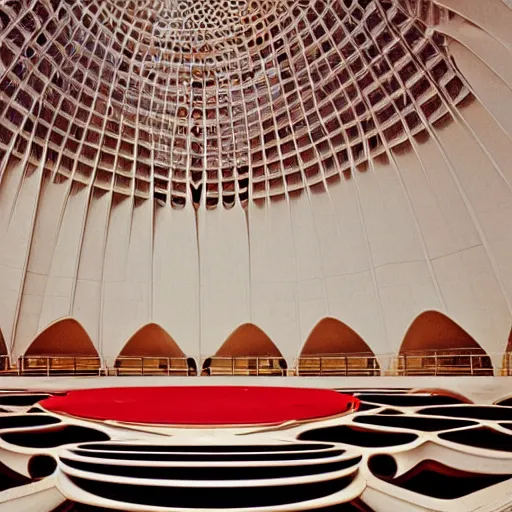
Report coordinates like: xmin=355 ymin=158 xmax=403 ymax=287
xmin=202 ymin=358 xmax=212 ymax=376
xmin=187 ymin=358 xmax=197 ymax=376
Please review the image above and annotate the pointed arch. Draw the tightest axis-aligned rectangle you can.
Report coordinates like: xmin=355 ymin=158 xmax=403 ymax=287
xmin=0 ymin=328 xmax=7 ymax=357
xmin=214 ymin=323 xmax=283 ymax=358
xmin=400 ymin=311 xmax=484 ymax=353
xmin=297 ymin=318 xmax=379 ymax=376
xmin=203 ymin=324 xmax=286 ymax=376
xmin=0 ymin=328 xmax=7 ymax=371
xmin=117 ymin=323 xmax=185 ymax=358
xmin=25 ymin=318 xmax=98 ymax=356
xmin=113 ymin=324 xmax=191 ymax=376
xmin=300 ymin=318 xmax=375 ymax=356
xmin=505 ymin=328 xmax=512 ymax=375
xmin=398 ymin=311 xmax=493 ymax=376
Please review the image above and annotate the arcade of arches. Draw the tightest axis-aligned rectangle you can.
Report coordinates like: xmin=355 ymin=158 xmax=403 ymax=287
xmin=0 ymin=313 xmax=508 ymax=376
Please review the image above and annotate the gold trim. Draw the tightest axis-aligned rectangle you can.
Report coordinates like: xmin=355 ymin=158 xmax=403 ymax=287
xmin=40 ymin=400 xmax=359 ymax=434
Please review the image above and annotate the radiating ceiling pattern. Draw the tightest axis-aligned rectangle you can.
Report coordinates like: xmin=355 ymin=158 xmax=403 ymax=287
xmin=0 ymin=0 xmax=512 ymax=365
xmin=0 ymin=0 xmax=472 ymax=206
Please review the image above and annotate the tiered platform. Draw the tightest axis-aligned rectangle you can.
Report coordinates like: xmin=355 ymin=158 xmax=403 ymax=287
xmin=0 ymin=382 xmax=510 ymax=512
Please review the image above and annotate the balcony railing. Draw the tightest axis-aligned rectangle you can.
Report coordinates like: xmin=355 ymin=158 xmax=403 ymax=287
xmin=296 ymin=354 xmax=380 ymax=376
xmin=0 ymin=355 xmax=16 ymax=375
xmin=17 ymin=356 xmax=103 ymax=376
xmin=395 ymin=349 xmax=494 ymax=376
xmin=202 ymin=357 xmax=286 ymax=376
xmin=111 ymin=357 xmax=191 ymax=376
xmin=0 ymin=350 xmax=505 ymax=376
xmin=502 ymin=352 xmax=512 ymax=376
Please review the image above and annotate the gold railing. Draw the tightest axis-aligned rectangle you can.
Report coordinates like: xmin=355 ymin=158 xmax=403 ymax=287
xmin=202 ymin=357 xmax=286 ymax=376
xmin=396 ymin=349 xmax=493 ymax=376
xmin=112 ymin=357 xmax=191 ymax=376
xmin=503 ymin=352 xmax=512 ymax=376
xmin=0 ymin=355 xmax=17 ymax=375
xmin=0 ymin=351 xmax=506 ymax=376
xmin=17 ymin=356 xmax=103 ymax=376
xmin=296 ymin=354 xmax=380 ymax=376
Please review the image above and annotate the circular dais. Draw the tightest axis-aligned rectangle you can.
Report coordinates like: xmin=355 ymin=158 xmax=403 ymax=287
xmin=40 ymin=386 xmax=359 ymax=426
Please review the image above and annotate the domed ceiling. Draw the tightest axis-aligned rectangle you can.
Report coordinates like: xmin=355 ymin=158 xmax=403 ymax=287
xmin=0 ymin=0 xmax=511 ymax=364
xmin=1 ymin=0 xmax=469 ymax=207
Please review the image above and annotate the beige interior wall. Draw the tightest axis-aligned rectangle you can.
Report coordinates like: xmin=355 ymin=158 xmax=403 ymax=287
xmin=1 ymin=1 xmax=512 ymax=368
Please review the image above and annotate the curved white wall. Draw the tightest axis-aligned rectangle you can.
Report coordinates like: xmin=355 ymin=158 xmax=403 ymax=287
xmin=2 ymin=149 xmax=512 ymax=369
xmin=1 ymin=0 xmax=512 ymax=369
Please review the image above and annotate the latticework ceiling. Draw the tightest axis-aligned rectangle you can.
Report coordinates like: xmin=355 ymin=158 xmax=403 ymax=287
xmin=0 ymin=0 xmax=511 ymax=363
xmin=0 ymin=0 xmax=470 ymax=207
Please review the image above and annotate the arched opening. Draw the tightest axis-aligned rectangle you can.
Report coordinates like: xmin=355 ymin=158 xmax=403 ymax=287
xmin=0 ymin=329 xmax=8 ymax=373
xmin=22 ymin=319 xmax=101 ymax=376
xmin=398 ymin=311 xmax=493 ymax=376
xmin=115 ymin=324 xmax=193 ymax=376
xmin=504 ymin=328 xmax=512 ymax=375
xmin=202 ymin=324 xmax=286 ymax=376
xmin=297 ymin=318 xmax=380 ymax=376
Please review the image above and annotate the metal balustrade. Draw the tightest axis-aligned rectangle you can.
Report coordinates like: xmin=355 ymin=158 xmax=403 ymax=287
xmin=0 ymin=355 xmax=16 ymax=375
xmin=202 ymin=357 xmax=286 ymax=376
xmin=502 ymin=352 xmax=512 ymax=376
xmin=17 ymin=356 xmax=103 ymax=376
xmin=112 ymin=357 xmax=191 ymax=376
xmin=0 ymin=351 xmax=507 ymax=376
xmin=396 ymin=349 xmax=494 ymax=376
xmin=296 ymin=355 xmax=380 ymax=376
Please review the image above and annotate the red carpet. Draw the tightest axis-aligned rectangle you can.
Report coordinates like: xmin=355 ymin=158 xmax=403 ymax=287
xmin=40 ymin=387 xmax=359 ymax=425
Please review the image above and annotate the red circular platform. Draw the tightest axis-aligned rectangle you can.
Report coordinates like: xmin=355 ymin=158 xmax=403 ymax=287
xmin=40 ymin=387 xmax=359 ymax=426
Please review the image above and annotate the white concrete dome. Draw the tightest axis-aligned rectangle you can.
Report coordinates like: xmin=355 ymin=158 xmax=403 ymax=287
xmin=0 ymin=0 xmax=512 ymax=370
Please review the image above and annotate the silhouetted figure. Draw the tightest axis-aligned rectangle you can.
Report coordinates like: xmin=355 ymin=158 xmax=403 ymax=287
xmin=187 ymin=357 xmax=197 ymax=376
xmin=202 ymin=358 xmax=212 ymax=376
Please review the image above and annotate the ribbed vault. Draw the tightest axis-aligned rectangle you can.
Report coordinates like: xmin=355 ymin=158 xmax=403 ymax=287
xmin=0 ymin=0 xmax=471 ymax=207
xmin=25 ymin=318 xmax=98 ymax=356
xmin=0 ymin=0 xmax=511 ymax=366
